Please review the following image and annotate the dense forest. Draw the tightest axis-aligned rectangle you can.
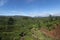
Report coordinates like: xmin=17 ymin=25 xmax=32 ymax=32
xmin=0 ymin=15 xmax=60 ymax=40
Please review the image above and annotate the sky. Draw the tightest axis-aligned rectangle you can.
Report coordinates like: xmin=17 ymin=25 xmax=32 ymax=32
xmin=0 ymin=0 xmax=60 ymax=17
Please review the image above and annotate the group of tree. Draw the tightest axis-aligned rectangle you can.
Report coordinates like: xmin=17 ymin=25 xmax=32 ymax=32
xmin=0 ymin=15 xmax=60 ymax=40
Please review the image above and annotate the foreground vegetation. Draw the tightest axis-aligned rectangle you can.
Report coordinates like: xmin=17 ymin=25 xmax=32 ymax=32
xmin=0 ymin=15 xmax=60 ymax=40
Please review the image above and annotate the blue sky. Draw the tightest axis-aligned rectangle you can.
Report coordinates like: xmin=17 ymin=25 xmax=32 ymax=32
xmin=0 ymin=0 xmax=60 ymax=17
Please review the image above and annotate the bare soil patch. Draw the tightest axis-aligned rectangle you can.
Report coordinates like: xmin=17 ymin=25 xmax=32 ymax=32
xmin=40 ymin=24 xmax=60 ymax=39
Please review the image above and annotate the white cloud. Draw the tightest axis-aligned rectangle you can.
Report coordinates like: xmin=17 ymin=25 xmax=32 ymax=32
xmin=0 ymin=11 xmax=30 ymax=16
xmin=0 ymin=10 xmax=60 ymax=17
xmin=26 ymin=11 xmax=51 ymax=17
xmin=52 ymin=13 xmax=60 ymax=16
xmin=3 ymin=11 xmax=53 ymax=17
xmin=0 ymin=0 xmax=8 ymax=6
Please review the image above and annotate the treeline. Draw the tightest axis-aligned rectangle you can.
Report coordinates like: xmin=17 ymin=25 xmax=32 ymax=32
xmin=0 ymin=15 xmax=60 ymax=40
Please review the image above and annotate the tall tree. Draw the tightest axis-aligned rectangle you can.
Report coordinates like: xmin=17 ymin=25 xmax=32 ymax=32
xmin=49 ymin=15 xmax=53 ymax=22
xmin=7 ymin=17 xmax=15 ymax=32
xmin=8 ymin=17 xmax=15 ymax=25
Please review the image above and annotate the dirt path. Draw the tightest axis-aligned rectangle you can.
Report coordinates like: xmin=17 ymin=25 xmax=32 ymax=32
xmin=40 ymin=28 xmax=55 ymax=38
xmin=40 ymin=26 xmax=60 ymax=40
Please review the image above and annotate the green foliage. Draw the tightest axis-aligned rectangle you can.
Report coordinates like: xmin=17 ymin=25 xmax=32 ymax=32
xmin=7 ymin=17 xmax=15 ymax=25
xmin=0 ymin=16 xmax=60 ymax=40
